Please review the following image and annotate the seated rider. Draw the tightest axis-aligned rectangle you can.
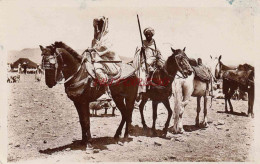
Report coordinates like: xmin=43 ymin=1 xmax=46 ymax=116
xmin=134 ymin=27 xmax=164 ymax=101
xmin=88 ymin=16 xmax=121 ymax=85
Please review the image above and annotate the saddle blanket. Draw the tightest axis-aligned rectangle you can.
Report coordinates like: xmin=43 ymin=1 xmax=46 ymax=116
xmin=223 ymin=70 xmax=253 ymax=86
xmin=85 ymin=62 xmax=136 ymax=84
xmin=192 ymin=66 xmax=211 ymax=82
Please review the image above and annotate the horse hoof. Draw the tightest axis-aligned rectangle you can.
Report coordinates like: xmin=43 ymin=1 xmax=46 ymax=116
xmin=200 ymin=122 xmax=209 ymax=128
xmin=85 ymin=143 xmax=93 ymax=154
xmin=114 ymin=134 xmax=120 ymax=140
xmin=124 ymin=134 xmax=129 ymax=139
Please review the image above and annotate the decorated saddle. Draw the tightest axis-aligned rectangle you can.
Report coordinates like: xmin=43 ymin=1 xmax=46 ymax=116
xmin=223 ymin=69 xmax=254 ymax=86
xmin=192 ymin=65 xmax=211 ymax=82
xmin=85 ymin=61 xmax=136 ymax=85
xmin=188 ymin=58 xmax=211 ymax=82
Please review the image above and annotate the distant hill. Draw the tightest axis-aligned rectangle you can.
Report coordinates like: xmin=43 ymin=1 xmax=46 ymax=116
xmin=8 ymin=48 xmax=133 ymax=64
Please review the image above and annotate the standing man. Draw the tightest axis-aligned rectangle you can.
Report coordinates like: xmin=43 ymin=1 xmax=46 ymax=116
xmin=22 ymin=62 xmax=28 ymax=74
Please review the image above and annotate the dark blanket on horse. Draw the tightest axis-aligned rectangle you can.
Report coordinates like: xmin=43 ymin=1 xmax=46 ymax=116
xmin=223 ymin=69 xmax=253 ymax=86
xmin=192 ymin=65 xmax=211 ymax=82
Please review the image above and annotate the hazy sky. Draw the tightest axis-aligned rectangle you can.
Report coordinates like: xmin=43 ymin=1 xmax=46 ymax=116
xmin=0 ymin=0 xmax=259 ymax=65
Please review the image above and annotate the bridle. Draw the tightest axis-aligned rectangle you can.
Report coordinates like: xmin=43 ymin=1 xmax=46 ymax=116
xmin=42 ymin=47 xmax=85 ymax=84
xmin=174 ymin=53 xmax=191 ymax=78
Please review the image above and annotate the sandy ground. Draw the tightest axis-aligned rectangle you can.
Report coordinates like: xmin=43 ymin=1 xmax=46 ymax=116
xmin=7 ymin=74 xmax=254 ymax=163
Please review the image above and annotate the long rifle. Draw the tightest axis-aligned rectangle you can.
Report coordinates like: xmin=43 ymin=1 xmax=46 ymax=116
xmin=137 ymin=15 xmax=148 ymax=73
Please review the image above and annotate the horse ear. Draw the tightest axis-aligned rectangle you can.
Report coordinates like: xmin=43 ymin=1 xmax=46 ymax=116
xmin=219 ymin=55 xmax=222 ymax=61
xmin=183 ymin=47 xmax=186 ymax=52
xmin=39 ymin=45 xmax=44 ymax=51
xmin=171 ymin=47 xmax=175 ymax=53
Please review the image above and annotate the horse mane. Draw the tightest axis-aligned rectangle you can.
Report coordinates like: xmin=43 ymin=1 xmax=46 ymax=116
xmin=56 ymin=42 xmax=82 ymax=62
xmin=165 ymin=54 xmax=174 ymax=73
xmin=220 ymin=61 xmax=237 ymax=70
xmin=238 ymin=63 xmax=254 ymax=71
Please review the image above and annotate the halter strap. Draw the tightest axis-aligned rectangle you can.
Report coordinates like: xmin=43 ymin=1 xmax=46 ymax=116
xmin=57 ymin=50 xmax=85 ymax=84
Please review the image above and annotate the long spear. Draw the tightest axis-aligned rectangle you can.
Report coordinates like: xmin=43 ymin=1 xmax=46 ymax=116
xmin=137 ymin=14 xmax=148 ymax=73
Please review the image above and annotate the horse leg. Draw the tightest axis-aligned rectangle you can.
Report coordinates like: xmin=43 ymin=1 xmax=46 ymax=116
xmin=139 ymin=97 xmax=149 ymax=131
xmin=152 ymin=101 xmax=159 ymax=136
xmin=113 ymin=97 xmax=126 ymax=140
xmin=162 ymin=100 xmax=173 ymax=137
xmin=248 ymin=88 xmax=254 ymax=118
xmin=202 ymin=95 xmax=209 ymax=128
xmin=228 ymin=89 xmax=235 ymax=113
xmin=74 ymin=101 xmax=92 ymax=148
xmin=195 ymin=97 xmax=201 ymax=127
xmin=223 ymin=79 xmax=229 ymax=113
xmin=112 ymin=107 xmax=116 ymax=116
xmin=124 ymin=96 xmax=136 ymax=138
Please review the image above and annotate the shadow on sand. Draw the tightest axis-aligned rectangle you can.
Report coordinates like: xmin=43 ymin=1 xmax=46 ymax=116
xmin=217 ymin=110 xmax=247 ymax=117
xmin=40 ymin=125 xmax=174 ymax=155
xmin=39 ymin=137 xmax=132 ymax=155
xmin=129 ymin=125 xmax=170 ymax=139
xmin=90 ymin=114 xmax=116 ymax=117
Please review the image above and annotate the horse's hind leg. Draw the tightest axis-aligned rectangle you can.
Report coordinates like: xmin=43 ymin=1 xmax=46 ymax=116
xmin=139 ymin=97 xmax=149 ymax=130
xmin=113 ymin=97 xmax=126 ymax=139
xmin=248 ymin=88 xmax=254 ymax=118
xmin=228 ymin=89 xmax=235 ymax=113
xmin=124 ymin=96 xmax=136 ymax=138
xmin=195 ymin=97 xmax=201 ymax=127
xmin=202 ymin=95 xmax=209 ymax=128
xmin=152 ymin=101 xmax=159 ymax=136
xmin=162 ymin=100 xmax=173 ymax=136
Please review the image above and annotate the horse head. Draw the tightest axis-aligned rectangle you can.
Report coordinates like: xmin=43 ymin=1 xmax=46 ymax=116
xmin=40 ymin=45 xmax=64 ymax=88
xmin=205 ymin=54 xmax=221 ymax=81
xmin=167 ymin=47 xmax=193 ymax=78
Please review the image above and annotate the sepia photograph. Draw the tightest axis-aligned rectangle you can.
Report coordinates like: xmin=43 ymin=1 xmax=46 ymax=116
xmin=1 ymin=0 xmax=260 ymax=163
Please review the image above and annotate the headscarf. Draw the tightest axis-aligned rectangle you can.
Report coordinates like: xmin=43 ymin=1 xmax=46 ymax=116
xmin=93 ymin=16 xmax=109 ymax=39
xmin=143 ymin=27 xmax=155 ymax=36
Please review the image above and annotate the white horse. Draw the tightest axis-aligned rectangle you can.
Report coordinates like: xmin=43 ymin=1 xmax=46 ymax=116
xmin=171 ymin=54 xmax=219 ymax=134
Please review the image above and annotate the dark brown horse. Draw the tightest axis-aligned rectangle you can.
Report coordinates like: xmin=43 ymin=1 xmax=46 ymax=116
xmin=40 ymin=42 xmax=138 ymax=149
xmin=216 ymin=56 xmax=254 ymax=117
xmin=139 ymin=47 xmax=193 ymax=136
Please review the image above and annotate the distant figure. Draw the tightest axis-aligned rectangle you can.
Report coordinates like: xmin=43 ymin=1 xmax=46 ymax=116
xmin=35 ymin=64 xmax=43 ymax=81
xmin=22 ymin=62 xmax=28 ymax=74
xmin=7 ymin=63 xmax=11 ymax=72
xmin=18 ymin=63 xmax=22 ymax=74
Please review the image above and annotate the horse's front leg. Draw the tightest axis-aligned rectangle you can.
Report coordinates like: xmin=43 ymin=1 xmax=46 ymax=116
xmin=74 ymin=101 xmax=92 ymax=148
xmin=162 ymin=100 xmax=172 ymax=137
xmin=201 ymin=95 xmax=209 ymax=128
xmin=151 ymin=101 xmax=159 ymax=136
xmin=139 ymin=97 xmax=149 ymax=131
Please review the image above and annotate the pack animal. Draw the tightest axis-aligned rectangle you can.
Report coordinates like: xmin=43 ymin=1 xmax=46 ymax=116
xmin=216 ymin=56 xmax=254 ymax=117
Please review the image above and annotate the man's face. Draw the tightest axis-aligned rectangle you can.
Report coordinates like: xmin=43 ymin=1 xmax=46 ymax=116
xmin=145 ymin=33 xmax=153 ymax=42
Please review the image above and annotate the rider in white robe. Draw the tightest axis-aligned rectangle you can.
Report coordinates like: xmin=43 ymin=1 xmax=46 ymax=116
xmin=90 ymin=16 xmax=121 ymax=85
xmin=133 ymin=27 xmax=164 ymax=101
